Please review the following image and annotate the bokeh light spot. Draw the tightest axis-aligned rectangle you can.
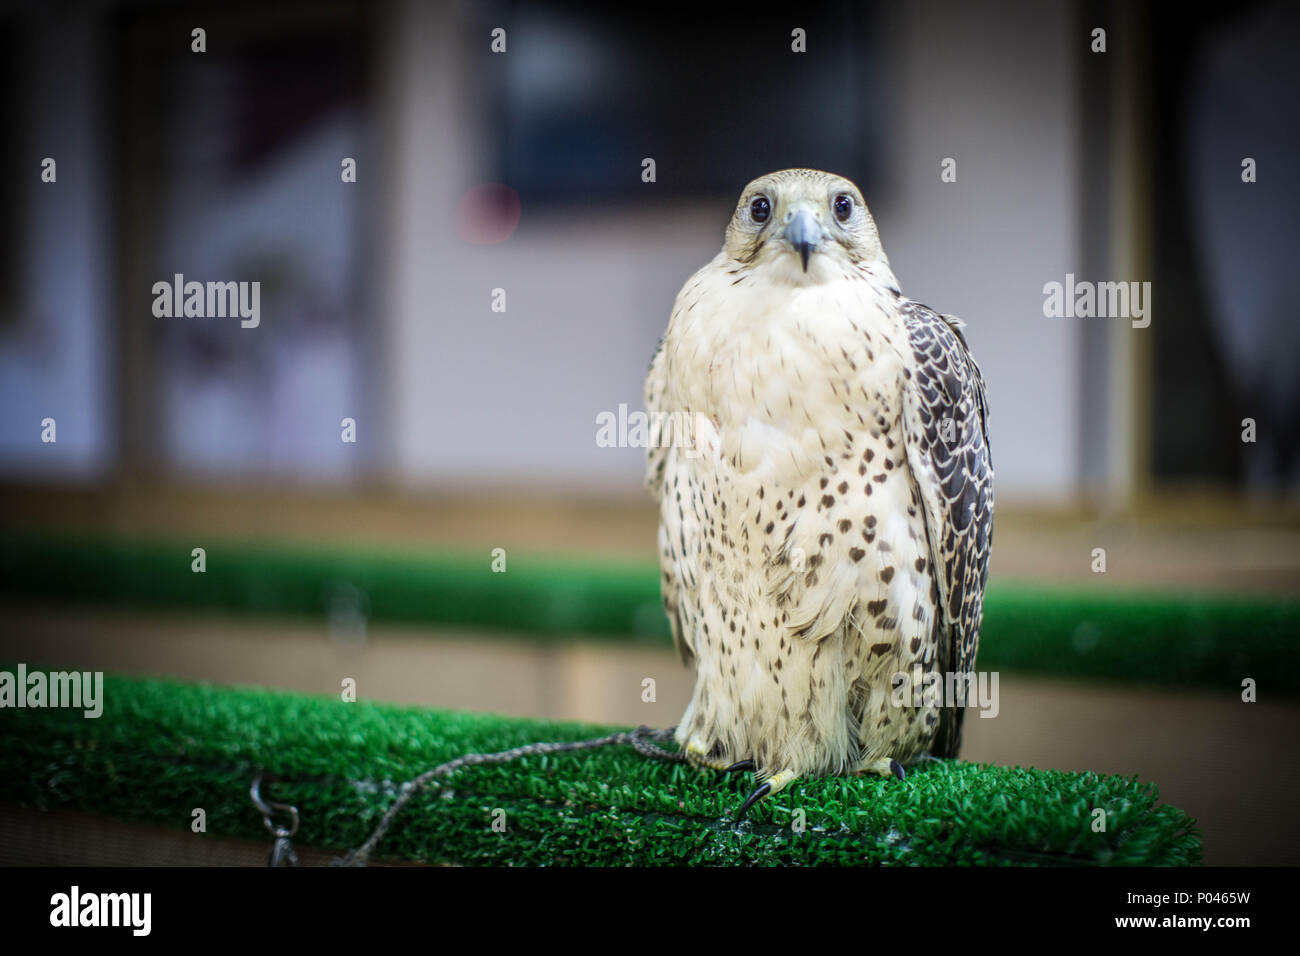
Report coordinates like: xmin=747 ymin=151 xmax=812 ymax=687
xmin=456 ymin=184 xmax=522 ymax=245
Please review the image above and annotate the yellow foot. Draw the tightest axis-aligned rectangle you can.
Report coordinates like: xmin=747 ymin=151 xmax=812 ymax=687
xmin=685 ymin=736 xmax=733 ymax=772
xmin=858 ymin=757 xmax=907 ymax=780
xmin=736 ymin=768 xmax=799 ymax=821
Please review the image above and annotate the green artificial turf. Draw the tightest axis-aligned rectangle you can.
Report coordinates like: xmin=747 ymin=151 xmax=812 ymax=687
xmin=0 ymin=672 xmax=1201 ymax=866
xmin=1 ymin=531 xmax=1297 ymax=693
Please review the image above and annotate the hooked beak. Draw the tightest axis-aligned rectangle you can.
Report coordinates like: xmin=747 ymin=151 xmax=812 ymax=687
xmin=781 ymin=208 xmax=823 ymax=272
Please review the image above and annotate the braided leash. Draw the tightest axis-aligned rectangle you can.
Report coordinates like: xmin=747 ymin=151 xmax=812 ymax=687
xmin=336 ymin=725 xmax=685 ymax=866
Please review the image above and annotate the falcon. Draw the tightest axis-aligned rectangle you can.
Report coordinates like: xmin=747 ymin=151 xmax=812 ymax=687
xmin=645 ymin=168 xmax=993 ymax=818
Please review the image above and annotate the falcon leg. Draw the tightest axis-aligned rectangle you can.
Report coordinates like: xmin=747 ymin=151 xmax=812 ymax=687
xmin=684 ymin=735 xmax=737 ymax=772
xmin=684 ymin=738 xmax=775 ymax=818
xmin=858 ymin=757 xmax=907 ymax=780
xmin=736 ymin=769 xmax=798 ymax=821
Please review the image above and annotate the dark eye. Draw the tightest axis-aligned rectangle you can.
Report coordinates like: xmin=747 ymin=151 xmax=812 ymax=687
xmin=833 ymin=194 xmax=854 ymax=223
xmin=749 ymin=195 xmax=771 ymax=224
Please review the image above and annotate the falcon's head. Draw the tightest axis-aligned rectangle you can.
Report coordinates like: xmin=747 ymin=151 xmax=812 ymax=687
xmin=723 ymin=169 xmax=887 ymax=282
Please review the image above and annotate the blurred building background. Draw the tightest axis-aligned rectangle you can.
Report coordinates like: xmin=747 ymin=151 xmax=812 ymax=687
xmin=4 ymin=0 xmax=1298 ymax=502
xmin=1 ymin=0 xmax=1299 ymax=865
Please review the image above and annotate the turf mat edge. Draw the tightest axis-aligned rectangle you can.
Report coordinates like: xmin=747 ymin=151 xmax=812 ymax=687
xmin=0 ymin=672 xmax=1203 ymax=866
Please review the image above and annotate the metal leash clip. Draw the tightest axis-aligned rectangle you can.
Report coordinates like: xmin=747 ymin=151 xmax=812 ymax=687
xmin=250 ymin=771 xmax=300 ymax=867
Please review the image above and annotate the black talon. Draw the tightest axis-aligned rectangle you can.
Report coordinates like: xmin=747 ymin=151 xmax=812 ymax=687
xmin=735 ymin=782 xmax=772 ymax=821
xmin=725 ymin=759 xmax=755 ymax=773
xmin=890 ymin=759 xmax=906 ymax=781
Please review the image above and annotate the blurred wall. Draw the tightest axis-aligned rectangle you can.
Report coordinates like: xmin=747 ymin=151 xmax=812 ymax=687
xmin=0 ymin=8 xmax=113 ymax=480
xmin=0 ymin=0 xmax=1104 ymax=503
xmin=380 ymin=0 xmax=1082 ymax=499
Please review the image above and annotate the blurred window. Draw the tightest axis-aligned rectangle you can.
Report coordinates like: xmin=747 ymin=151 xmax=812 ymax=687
xmin=479 ymin=2 xmax=882 ymax=207
xmin=114 ymin=2 xmax=373 ymax=483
